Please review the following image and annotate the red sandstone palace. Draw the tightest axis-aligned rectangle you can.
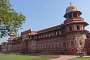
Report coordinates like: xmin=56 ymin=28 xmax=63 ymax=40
xmin=1 ymin=4 xmax=90 ymax=55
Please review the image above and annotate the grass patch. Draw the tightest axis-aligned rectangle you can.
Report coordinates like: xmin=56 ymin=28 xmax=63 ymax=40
xmin=70 ymin=57 xmax=90 ymax=60
xmin=0 ymin=54 xmax=50 ymax=60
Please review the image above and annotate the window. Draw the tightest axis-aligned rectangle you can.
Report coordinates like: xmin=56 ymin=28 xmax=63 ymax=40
xmin=73 ymin=13 xmax=78 ymax=17
xmin=80 ymin=40 xmax=83 ymax=45
xmin=56 ymin=31 xmax=58 ymax=36
xmin=59 ymin=31 xmax=61 ymax=35
xmin=71 ymin=41 xmax=74 ymax=46
xmin=48 ymin=33 xmax=51 ymax=37
xmin=69 ymin=26 xmax=72 ymax=31
xmin=68 ymin=13 xmax=72 ymax=18
xmin=77 ymin=25 xmax=80 ymax=30
xmin=63 ymin=42 xmax=67 ymax=48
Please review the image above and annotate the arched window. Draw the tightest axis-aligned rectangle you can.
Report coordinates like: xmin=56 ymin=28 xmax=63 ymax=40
xmin=73 ymin=12 xmax=78 ymax=17
xmin=77 ymin=25 xmax=80 ymax=30
xmin=68 ymin=13 xmax=72 ymax=18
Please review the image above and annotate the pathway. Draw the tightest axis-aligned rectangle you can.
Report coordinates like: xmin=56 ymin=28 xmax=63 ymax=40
xmin=50 ymin=55 xmax=77 ymax=60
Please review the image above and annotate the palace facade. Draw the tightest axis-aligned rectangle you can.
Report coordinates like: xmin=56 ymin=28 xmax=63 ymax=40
xmin=1 ymin=4 xmax=90 ymax=55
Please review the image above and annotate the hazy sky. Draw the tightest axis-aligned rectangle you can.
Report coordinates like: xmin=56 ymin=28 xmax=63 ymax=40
xmin=10 ymin=0 xmax=90 ymax=32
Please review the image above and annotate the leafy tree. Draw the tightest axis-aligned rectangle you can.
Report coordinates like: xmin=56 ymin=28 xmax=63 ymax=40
xmin=0 ymin=0 xmax=25 ymax=38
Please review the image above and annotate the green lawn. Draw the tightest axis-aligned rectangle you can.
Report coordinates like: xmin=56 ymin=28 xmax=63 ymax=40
xmin=0 ymin=54 xmax=50 ymax=60
xmin=70 ymin=57 xmax=90 ymax=60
